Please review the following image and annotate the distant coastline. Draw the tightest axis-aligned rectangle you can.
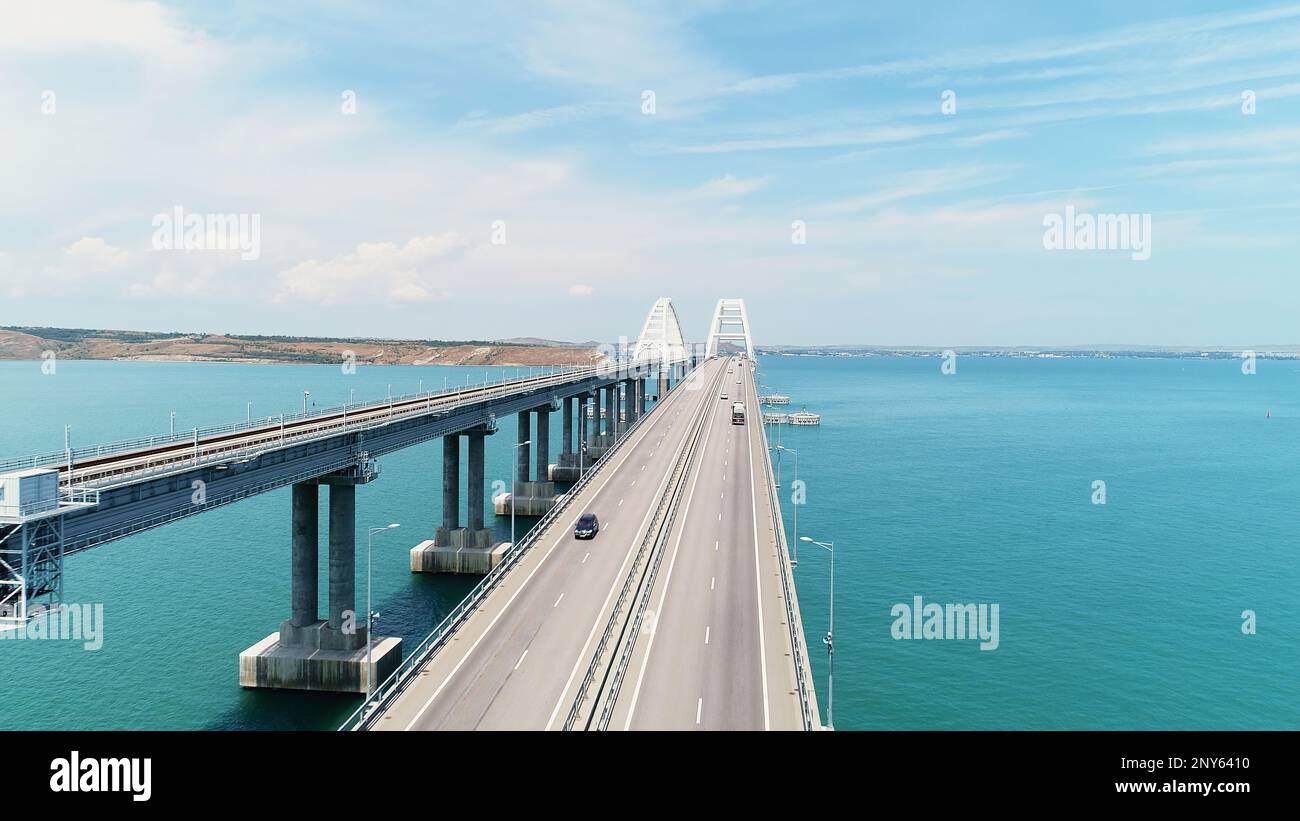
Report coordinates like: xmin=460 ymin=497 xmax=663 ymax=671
xmin=0 ymin=326 xmax=604 ymax=368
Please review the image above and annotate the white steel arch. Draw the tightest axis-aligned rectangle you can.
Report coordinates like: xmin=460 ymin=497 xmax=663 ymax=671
xmin=704 ymin=298 xmax=754 ymax=359
xmin=631 ymin=297 xmax=690 ymax=367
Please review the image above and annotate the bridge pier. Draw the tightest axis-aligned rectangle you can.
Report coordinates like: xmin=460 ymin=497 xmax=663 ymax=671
xmin=411 ymin=426 xmax=507 ymax=575
xmin=240 ymin=469 xmax=403 ymax=694
xmin=551 ymin=393 xmax=585 ymax=481
xmin=585 ymin=385 xmax=617 ymax=461
xmin=495 ymin=405 xmax=561 ymax=517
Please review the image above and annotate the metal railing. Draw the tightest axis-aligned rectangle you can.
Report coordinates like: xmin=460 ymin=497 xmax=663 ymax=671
xmin=754 ymin=369 xmax=818 ymax=731
xmin=587 ymin=364 xmax=721 ymax=730
xmin=0 ymin=364 xmax=607 ymax=474
xmin=17 ymin=365 xmax=630 ymax=491
xmin=563 ymin=368 xmax=712 ymax=729
xmin=338 ymin=367 xmax=677 ymax=731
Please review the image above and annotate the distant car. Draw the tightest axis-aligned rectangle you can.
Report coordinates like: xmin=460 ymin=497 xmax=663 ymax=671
xmin=575 ymin=513 xmax=600 ymax=539
xmin=720 ymin=392 xmax=728 ymax=400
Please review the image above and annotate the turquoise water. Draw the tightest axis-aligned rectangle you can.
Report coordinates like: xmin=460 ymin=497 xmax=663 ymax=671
xmin=757 ymin=354 xmax=1300 ymax=729
xmin=1 ymin=356 xmax=1297 ymax=729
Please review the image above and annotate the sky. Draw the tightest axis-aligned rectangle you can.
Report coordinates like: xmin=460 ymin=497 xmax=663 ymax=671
xmin=1 ymin=0 xmax=1299 ymax=346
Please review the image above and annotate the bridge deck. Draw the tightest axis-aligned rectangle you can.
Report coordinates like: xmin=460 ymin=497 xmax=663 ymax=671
xmin=606 ymin=358 xmax=813 ymax=729
xmin=368 ymin=356 xmax=817 ymax=730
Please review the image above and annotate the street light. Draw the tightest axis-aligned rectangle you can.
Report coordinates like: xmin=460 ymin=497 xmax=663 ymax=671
xmin=776 ymin=445 xmax=799 ymax=565
xmin=366 ymin=522 xmax=400 ymax=706
xmin=302 ymin=391 xmax=311 ymax=416
xmin=510 ymin=439 xmax=531 ymax=548
xmin=800 ymin=536 xmax=835 ymax=731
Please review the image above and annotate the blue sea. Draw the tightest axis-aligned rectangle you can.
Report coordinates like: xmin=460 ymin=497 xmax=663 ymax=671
xmin=0 ymin=355 xmax=1296 ymax=730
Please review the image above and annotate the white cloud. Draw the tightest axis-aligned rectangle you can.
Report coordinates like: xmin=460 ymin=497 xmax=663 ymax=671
xmin=687 ymin=174 xmax=772 ymax=199
xmin=275 ymin=234 xmax=469 ymax=306
xmin=568 ymin=284 xmax=594 ymax=297
xmin=63 ymin=236 xmax=129 ymax=270
xmin=1 ymin=0 xmax=224 ymax=69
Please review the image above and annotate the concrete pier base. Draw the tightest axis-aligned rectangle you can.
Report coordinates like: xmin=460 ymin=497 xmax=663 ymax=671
xmin=493 ymin=481 xmax=561 ymax=516
xmin=586 ymin=434 xmax=616 ymax=461
xmin=239 ymin=622 xmax=402 ymax=693
xmin=410 ymin=530 xmax=509 ymax=574
xmin=550 ymin=452 xmax=584 ymax=482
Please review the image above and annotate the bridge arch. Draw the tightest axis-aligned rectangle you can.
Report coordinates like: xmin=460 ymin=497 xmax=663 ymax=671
xmin=631 ymin=297 xmax=690 ymax=368
xmin=704 ymin=298 xmax=754 ymax=359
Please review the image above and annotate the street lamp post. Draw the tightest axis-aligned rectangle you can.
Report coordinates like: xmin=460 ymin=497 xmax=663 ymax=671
xmin=777 ymin=445 xmax=799 ymax=565
xmin=799 ymin=536 xmax=835 ymax=731
xmin=246 ymin=402 xmax=252 ymax=425
xmin=302 ymin=391 xmax=310 ymax=416
xmin=511 ymin=439 xmax=530 ymax=547
xmin=366 ymin=523 xmax=400 ymax=706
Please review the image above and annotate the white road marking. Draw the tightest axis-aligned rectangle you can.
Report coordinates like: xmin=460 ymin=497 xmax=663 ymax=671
xmin=711 ymin=576 xmax=715 ymax=590
xmin=553 ymin=593 xmax=564 ymax=608
xmin=514 ymin=650 xmax=528 ymax=670
xmin=547 ymin=374 xmax=718 ymax=731
xmin=720 ymin=491 xmax=725 ymax=500
xmin=747 ymin=404 xmax=771 ymax=731
xmin=399 ymin=375 xmax=688 ymax=731
xmin=619 ymin=498 xmax=624 ymax=506
xmin=718 ymin=512 xmax=722 ymax=521
xmin=705 ymin=626 xmax=710 ymax=645
xmin=582 ymin=552 xmax=590 ymax=564
xmin=622 ymin=376 xmax=724 ymax=730
xmin=696 ymin=698 xmax=703 ymax=725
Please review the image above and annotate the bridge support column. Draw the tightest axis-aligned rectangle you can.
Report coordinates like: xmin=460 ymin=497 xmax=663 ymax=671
xmin=411 ymin=426 xmax=507 ymax=575
xmin=605 ymin=386 xmax=616 ymax=438
xmin=289 ymin=482 xmax=318 ymax=628
xmin=551 ymin=395 xmax=581 ymax=482
xmin=496 ymin=405 xmax=560 ymax=518
xmin=658 ymin=364 xmax=669 ymax=405
xmin=435 ymin=435 xmax=460 ymax=542
xmin=241 ymin=469 xmax=402 ymax=694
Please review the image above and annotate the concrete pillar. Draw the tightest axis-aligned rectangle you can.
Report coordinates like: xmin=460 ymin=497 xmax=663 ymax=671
xmin=579 ymin=393 xmax=589 ymax=464
xmin=290 ymin=482 xmax=319 ymax=628
xmin=442 ymin=435 xmax=460 ymax=531
xmin=468 ymin=430 xmax=486 ymax=531
xmin=327 ymin=483 xmax=355 ymax=631
xmin=535 ymin=407 xmax=549 ymax=480
xmin=562 ymin=396 xmax=574 ymax=453
xmin=516 ymin=410 xmax=530 ymax=483
xmin=658 ymin=364 xmax=669 ymax=404
xmin=605 ymin=386 xmax=616 ymax=437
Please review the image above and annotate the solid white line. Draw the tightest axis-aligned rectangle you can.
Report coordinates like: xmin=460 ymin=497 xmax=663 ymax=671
xmin=546 ymin=368 xmax=717 ymax=731
xmin=621 ymin=375 xmax=723 ymax=730
xmin=553 ymin=593 xmax=564 ymax=608
xmin=747 ymin=373 xmax=771 ymax=731
xmin=696 ymin=698 xmax=703 ymax=725
xmin=515 ymin=650 xmax=528 ymax=670
xmin=399 ymin=376 xmax=687 ymax=732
